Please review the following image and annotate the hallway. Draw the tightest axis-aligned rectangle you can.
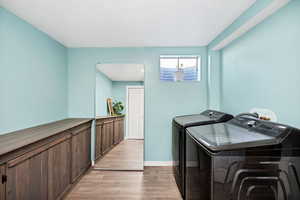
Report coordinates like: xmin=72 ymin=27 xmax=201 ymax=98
xmin=94 ymin=139 xmax=144 ymax=170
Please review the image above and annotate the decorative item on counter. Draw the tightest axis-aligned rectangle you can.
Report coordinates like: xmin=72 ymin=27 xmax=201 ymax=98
xmin=107 ymin=98 xmax=114 ymax=116
xmin=259 ymin=116 xmax=271 ymax=121
xmin=250 ymin=108 xmax=277 ymax=122
xmin=112 ymin=101 xmax=124 ymax=115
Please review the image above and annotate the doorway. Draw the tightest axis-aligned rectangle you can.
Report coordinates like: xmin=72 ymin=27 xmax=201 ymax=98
xmin=126 ymin=86 xmax=144 ymax=140
xmin=94 ymin=63 xmax=145 ymax=171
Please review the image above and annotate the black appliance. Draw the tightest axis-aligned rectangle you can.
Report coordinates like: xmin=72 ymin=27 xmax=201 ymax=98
xmin=172 ymin=110 xmax=233 ymax=198
xmin=185 ymin=116 xmax=300 ymax=200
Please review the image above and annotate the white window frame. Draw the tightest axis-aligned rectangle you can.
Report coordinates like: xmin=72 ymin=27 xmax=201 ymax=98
xmin=159 ymin=55 xmax=201 ymax=82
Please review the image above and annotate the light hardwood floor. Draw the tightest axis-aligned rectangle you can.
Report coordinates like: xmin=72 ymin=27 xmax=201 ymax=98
xmin=94 ymin=139 xmax=144 ymax=170
xmin=65 ymin=167 xmax=182 ymax=200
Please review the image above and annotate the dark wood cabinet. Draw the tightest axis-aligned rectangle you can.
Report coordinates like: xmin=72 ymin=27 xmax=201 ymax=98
xmin=48 ymin=135 xmax=71 ymax=200
xmin=109 ymin=121 xmax=114 ymax=147
xmin=0 ymin=165 xmax=5 ymax=200
xmin=6 ymin=148 xmax=48 ymax=200
xmin=0 ymin=118 xmax=92 ymax=200
xmin=71 ymin=124 xmax=91 ymax=183
xmin=113 ymin=119 xmax=120 ymax=145
xmin=101 ymin=120 xmax=114 ymax=154
xmin=95 ymin=122 xmax=103 ymax=160
xmin=113 ymin=117 xmax=125 ymax=144
xmin=101 ymin=124 xmax=108 ymax=155
xmin=95 ymin=116 xmax=125 ymax=160
xmin=119 ymin=117 xmax=125 ymax=142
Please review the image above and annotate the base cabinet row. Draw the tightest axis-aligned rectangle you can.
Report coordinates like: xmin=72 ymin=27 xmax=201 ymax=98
xmin=95 ymin=116 xmax=125 ymax=160
xmin=0 ymin=121 xmax=92 ymax=200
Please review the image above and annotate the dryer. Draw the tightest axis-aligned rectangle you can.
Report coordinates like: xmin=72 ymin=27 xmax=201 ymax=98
xmin=172 ymin=110 xmax=233 ymax=198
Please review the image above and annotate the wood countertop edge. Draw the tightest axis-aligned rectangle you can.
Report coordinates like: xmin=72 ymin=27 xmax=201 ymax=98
xmin=0 ymin=118 xmax=93 ymax=157
xmin=95 ymin=115 xmax=125 ymax=120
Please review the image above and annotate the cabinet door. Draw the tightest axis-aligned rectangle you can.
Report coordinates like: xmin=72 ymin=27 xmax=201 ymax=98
xmin=95 ymin=123 xmax=103 ymax=160
xmin=101 ymin=121 xmax=113 ymax=154
xmin=109 ymin=121 xmax=114 ymax=147
xmin=114 ymin=120 xmax=121 ymax=145
xmin=118 ymin=120 xmax=121 ymax=143
xmin=6 ymin=150 xmax=48 ymax=200
xmin=71 ymin=126 xmax=91 ymax=182
xmin=48 ymin=138 xmax=71 ymax=200
xmin=0 ymin=165 xmax=6 ymax=200
xmin=101 ymin=123 xmax=108 ymax=154
xmin=119 ymin=118 xmax=124 ymax=142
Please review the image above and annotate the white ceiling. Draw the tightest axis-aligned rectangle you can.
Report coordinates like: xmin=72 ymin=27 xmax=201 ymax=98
xmin=0 ymin=0 xmax=256 ymax=47
xmin=97 ymin=64 xmax=144 ymax=81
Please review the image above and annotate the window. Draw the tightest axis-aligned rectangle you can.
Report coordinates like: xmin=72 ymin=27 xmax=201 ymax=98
xmin=160 ymin=55 xmax=201 ymax=82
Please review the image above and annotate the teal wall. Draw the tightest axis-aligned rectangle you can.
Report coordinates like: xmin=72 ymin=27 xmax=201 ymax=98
xmin=68 ymin=47 xmax=208 ymax=161
xmin=95 ymin=71 xmax=112 ymax=116
xmin=207 ymin=50 xmax=221 ymax=110
xmin=0 ymin=8 xmax=68 ymax=134
xmin=207 ymin=0 xmax=276 ymax=110
xmin=68 ymin=48 xmax=145 ymax=117
xmin=209 ymin=0 xmax=274 ymax=48
xmin=95 ymin=73 xmax=143 ymax=116
xmin=112 ymin=81 xmax=144 ymax=114
xmin=143 ymin=48 xmax=208 ymax=161
xmin=221 ymin=0 xmax=300 ymax=128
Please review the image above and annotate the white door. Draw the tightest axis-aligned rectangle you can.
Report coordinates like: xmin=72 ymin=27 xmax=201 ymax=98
xmin=127 ymin=87 xmax=144 ymax=139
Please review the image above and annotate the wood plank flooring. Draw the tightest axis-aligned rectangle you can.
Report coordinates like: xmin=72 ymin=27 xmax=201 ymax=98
xmin=65 ymin=167 xmax=182 ymax=200
xmin=94 ymin=140 xmax=144 ymax=170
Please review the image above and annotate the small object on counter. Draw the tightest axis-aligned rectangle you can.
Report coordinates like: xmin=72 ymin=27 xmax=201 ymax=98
xmin=259 ymin=116 xmax=271 ymax=121
xmin=113 ymin=100 xmax=124 ymax=115
xmin=107 ymin=98 xmax=114 ymax=116
xmin=250 ymin=108 xmax=277 ymax=122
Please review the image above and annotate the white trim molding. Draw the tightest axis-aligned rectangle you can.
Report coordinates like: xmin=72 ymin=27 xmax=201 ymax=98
xmin=212 ymin=0 xmax=291 ymax=51
xmin=144 ymin=161 xmax=174 ymax=166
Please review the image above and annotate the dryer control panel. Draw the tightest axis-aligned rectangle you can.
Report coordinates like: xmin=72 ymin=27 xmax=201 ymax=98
xmin=201 ymin=110 xmax=233 ymax=122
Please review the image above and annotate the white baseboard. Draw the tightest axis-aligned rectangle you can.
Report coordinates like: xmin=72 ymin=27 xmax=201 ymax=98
xmin=91 ymin=160 xmax=95 ymax=166
xmin=144 ymin=161 xmax=174 ymax=166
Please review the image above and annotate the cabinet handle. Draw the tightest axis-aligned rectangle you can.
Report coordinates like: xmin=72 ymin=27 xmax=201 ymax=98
xmin=2 ymin=175 xmax=7 ymax=184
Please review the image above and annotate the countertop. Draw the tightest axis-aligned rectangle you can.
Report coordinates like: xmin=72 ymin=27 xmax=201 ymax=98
xmin=0 ymin=118 xmax=93 ymax=156
xmin=95 ymin=115 xmax=125 ymax=120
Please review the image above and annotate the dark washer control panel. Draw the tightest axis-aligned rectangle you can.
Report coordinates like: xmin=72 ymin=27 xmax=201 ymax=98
xmin=230 ymin=116 xmax=289 ymax=138
xmin=201 ymin=110 xmax=234 ymax=121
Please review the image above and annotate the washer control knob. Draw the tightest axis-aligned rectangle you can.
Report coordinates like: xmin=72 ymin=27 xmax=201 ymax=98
xmin=247 ymin=120 xmax=257 ymax=128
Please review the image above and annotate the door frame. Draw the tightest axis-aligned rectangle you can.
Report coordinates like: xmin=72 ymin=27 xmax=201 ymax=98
xmin=125 ymin=85 xmax=145 ymax=139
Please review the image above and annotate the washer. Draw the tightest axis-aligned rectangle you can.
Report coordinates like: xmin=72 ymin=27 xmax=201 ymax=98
xmin=185 ymin=116 xmax=300 ymax=200
xmin=172 ymin=110 xmax=233 ymax=198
